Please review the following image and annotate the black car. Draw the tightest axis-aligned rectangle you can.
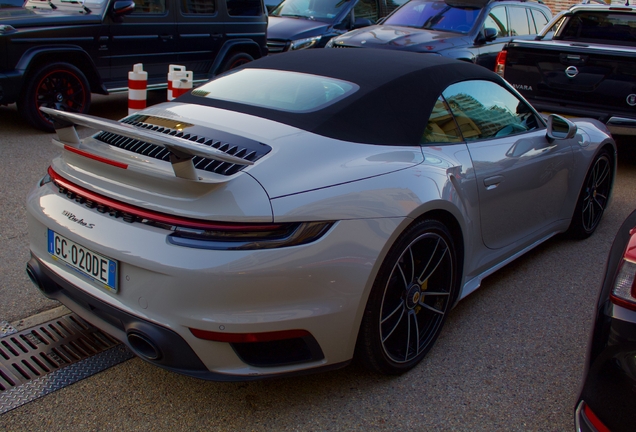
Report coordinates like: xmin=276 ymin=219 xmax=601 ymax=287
xmin=266 ymin=0 xmax=407 ymax=53
xmin=0 ymin=0 xmax=267 ymax=131
xmin=325 ymin=0 xmax=551 ymax=70
xmin=576 ymin=209 xmax=636 ymax=432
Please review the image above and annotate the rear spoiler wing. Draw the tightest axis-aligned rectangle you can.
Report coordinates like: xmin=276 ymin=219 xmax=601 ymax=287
xmin=40 ymin=107 xmax=253 ymax=182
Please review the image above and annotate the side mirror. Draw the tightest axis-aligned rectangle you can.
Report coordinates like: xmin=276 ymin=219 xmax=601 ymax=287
xmin=546 ymin=114 xmax=577 ymax=141
xmin=483 ymin=27 xmax=497 ymax=41
xmin=352 ymin=17 xmax=374 ymax=30
xmin=113 ymin=0 xmax=135 ymax=16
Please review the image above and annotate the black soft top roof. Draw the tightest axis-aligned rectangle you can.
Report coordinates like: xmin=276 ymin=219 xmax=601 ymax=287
xmin=178 ymin=49 xmax=506 ymax=145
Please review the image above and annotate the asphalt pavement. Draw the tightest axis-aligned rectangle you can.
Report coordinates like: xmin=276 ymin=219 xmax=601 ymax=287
xmin=0 ymin=95 xmax=635 ymax=431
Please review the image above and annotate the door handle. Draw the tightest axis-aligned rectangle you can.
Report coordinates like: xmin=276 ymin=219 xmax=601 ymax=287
xmin=160 ymin=34 xmax=173 ymax=41
xmin=484 ymin=175 xmax=504 ymax=190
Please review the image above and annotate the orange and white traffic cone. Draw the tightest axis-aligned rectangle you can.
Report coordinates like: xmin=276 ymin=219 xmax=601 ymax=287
xmin=167 ymin=65 xmax=187 ymax=101
xmin=172 ymin=70 xmax=193 ymax=99
xmin=128 ymin=63 xmax=147 ymax=115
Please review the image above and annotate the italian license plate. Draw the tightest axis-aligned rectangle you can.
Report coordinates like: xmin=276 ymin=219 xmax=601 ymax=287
xmin=47 ymin=229 xmax=118 ymax=292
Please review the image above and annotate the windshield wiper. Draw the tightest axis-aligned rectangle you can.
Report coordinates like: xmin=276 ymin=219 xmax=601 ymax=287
xmin=280 ymin=14 xmax=315 ymax=20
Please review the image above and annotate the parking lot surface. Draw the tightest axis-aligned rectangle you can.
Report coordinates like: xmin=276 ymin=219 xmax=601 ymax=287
xmin=1 ymin=94 xmax=635 ymax=430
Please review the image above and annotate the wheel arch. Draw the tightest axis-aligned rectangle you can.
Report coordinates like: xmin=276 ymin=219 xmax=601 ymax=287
xmin=352 ymin=209 xmax=467 ymax=373
xmin=208 ymin=39 xmax=265 ymax=78
xmin=404 ymin=208 xmax=466 ymax=308
xmin=17 ymin=47 xmax=106 ymax=96
xmin=353 ymin=205 xmax=467 ymax=340
xmin=565 ymin=139 xmax=616 ymax=239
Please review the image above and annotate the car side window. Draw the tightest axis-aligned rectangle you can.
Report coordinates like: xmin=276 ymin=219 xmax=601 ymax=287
xmin=421 ymin=97 xmax=463 ymax=144
xmin=441 ymin=80 xmax=540 ymax=141
xmin=353 ymin=0 xmax=379 ymax=22
xmin=532 ymin=9 xmax=549 ymax=33
xmin=182 ymin=0 xmax=216 ymax=14
xmin=483 ymin=6 xmax=508 ymax=37
xmin=226 ymin=0 xmax=262 ymax=16
xmin=508 ymin=6 xmax=530 ymax=36
xmin=526 ymin=8 xmax=536 ymax=34
xmin=132 ymin=0 xmax=166 ymax=14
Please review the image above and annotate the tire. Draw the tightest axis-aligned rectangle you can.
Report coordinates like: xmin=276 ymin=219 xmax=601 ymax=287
xmin=219 ymin=53 xmax=254 ymax=74
xmin=18 ymin=62 xmax=91 ymax=132
xmin=356 ymin=219 xmax=459 ymax=375
xmin=566 ymin=149 xmax=613 ymax=239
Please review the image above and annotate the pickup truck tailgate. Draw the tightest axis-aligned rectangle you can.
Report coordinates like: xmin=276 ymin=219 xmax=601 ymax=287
xmin=504 ymin=40 xmax=636 ymax=118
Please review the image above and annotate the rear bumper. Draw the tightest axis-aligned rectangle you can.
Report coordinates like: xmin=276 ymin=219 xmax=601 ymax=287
xmin=576 ymin=313 xmax=636 ymax=431
xmin=606 ymin=117 xmax=636 ymax=137
xmin=27 ymin=253 xmax=349 ymax=381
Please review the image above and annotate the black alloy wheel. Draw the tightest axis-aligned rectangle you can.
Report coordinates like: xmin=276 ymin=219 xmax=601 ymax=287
xmin=357 ymin=220 xmax=458 ymax=375
xmin=568 ymin=149 xmax=613 ymax=239
xmin=19 ymin=62 xmax=91 ymax=132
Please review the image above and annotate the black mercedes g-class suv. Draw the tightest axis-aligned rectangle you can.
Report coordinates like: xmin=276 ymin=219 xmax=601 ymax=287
xmin=0 ymin=0 xmax=267 ymax=131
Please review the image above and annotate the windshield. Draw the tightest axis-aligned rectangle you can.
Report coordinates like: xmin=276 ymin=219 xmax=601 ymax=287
xmin=385 ymin=0 xmax=481 ymax=33
xmin=192 ymin=69 xmax=359 ymax=113
xmin=271 ymin=0 xmax=351 ymax=21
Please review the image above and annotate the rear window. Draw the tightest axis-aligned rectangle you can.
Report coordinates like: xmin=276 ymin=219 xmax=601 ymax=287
xmin=384 ymin=0 xmax=481 ymax=33
xmin=559 ymin=12 xmax=636 ymax=45
xmin=191 ymin=69 xmax=359 ymax=113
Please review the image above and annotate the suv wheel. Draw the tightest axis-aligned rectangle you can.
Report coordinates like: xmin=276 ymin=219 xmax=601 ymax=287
xmin=18 ymin=62 xmax=91 ymax=133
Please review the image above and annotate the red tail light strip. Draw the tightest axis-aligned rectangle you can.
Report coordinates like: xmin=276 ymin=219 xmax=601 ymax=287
xmin=47 ymin=166 xmax=282 ymax=232
xmin=189 ymin=328 xmax=311 ymax=343
xmin=583 ymin=403 xmax=610 ymax=432
xmin=64 ymin=145 xmax=129 ymax=169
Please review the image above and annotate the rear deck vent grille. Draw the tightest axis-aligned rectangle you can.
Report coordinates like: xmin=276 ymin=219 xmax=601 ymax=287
xmin=94 ymin=117 xmax=270 ymax=176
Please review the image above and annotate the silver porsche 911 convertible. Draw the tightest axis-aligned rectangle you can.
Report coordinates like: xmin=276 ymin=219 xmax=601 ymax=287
xmin=26 ymin=49 xmax=615 ymax=380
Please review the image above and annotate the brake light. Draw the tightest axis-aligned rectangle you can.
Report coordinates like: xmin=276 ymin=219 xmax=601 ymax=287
xmin=610 ymin=228 xmax=636 ymax=311
xmin=64 ymin=145 xmax=128 ymax=170
xmin=495 ymin=50 xmax=507 ymax=76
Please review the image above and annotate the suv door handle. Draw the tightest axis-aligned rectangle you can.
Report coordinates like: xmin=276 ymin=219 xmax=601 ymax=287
xmin=160 ymin=35 xmax=173 ymax=41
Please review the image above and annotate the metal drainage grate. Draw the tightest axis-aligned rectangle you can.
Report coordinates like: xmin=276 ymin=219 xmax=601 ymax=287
xmin=0 ymin=314 xmax=133 ymax=414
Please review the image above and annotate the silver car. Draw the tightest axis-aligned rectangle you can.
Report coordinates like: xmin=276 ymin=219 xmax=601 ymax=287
xmin=26 ymin=49 xmax=615 ymax=380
